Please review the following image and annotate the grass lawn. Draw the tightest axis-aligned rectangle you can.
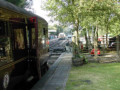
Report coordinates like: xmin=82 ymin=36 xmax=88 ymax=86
xmin=66 ymin=63 xmax=120 ymax=90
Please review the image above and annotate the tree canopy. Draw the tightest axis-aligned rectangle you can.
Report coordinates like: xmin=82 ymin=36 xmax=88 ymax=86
xmin=44 ymin=0 xmax=120 ymax=57
xmin=44 ymin=0 xmax=119 ymax=35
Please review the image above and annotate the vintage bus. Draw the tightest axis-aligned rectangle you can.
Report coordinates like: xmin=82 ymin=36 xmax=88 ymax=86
xmin=0 ymin=0 xmax=49 ymax=89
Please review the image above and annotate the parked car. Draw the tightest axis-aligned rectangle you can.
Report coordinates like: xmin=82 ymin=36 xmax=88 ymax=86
xmin=109 ymin=42 xmax=116 ymax=48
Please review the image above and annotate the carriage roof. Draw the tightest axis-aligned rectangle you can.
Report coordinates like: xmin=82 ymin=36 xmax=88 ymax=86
xmin=0 ymin=0 xmax=48 ymax=25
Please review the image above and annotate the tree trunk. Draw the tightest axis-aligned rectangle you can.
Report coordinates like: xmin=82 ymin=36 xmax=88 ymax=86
xmin=85 ymin=28 xmax=88 ymax=49
xmin=103 ymin=35 xmax=105 ymax=54
xmin=76 ymin=29 xmax=79 ymax=46
xmin=96 ymin=28 xmax=98 ymax=48
xmin=106 ymin=33 xmax=108 ymax=48
xmin=105 ymin=17 xmax=109 ymax=48
xmin=116 ymin=35 xmax=119 ymax=58
xmin=94 ymin=25 xmax=98 ymax=60
xmin=106 ymin=26 xmax=108 ymax=48
xmin=75 ymin=18 xmax=80 ymax=54
xmin=92 ymin=26 xmax=94 ymax=47
xmin=88 ymin=31 xmax=92 ymax=47
xmin=87 ymin=28 xmax=92 ymax=52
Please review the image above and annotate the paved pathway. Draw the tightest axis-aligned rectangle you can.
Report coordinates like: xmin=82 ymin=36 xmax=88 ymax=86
xmin=32 ymin=52 xmax=72 ymax=90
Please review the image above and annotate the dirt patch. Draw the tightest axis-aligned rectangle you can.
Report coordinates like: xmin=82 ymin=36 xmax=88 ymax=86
xmin=80 ymin=80 xmax=92 ymax=84
xmin=70 ymin=79 xmax=92 ymax=85
xmin=90 ymin=65 xmax=97 ymax=67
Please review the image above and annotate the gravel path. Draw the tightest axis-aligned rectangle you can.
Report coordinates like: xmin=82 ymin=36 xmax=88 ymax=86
xmin=32 ymin=52 xmax=72 ymax=90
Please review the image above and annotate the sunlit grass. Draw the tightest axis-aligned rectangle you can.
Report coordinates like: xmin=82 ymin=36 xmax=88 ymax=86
xmin=66 ymin=63 xmax=120 ymax=90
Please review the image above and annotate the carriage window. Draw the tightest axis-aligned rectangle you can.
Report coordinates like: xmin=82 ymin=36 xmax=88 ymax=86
xmin=42 ymin=36 xmax=46 ymax=48
xmin=43 ymin=28 xmax=46 ymax=35
xmin=0 ymin=21 xmax=12 ymax=66
xmin=0 ymin=21 xmax=5 ymax=36
xmin=38 ymin=27 xmax=43 ymax=48
xmin=14 ymin=29 xmax=25 ymax=49
xmin=0 ymin=37 xmax=12 ymax=66
xmin=32 ymin=28 xmax=36 ymax=48
xmin=42 ymin=28 xmax=47 ymax=48
xmin=0 ymin=37 xmax=10 ymax=57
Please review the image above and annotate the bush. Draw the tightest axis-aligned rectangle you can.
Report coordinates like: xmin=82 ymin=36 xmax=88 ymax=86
xmin=72 ymin=54 xmax=88 ymax=66
xmin=72 ymin=57 xmax=84 ymax=66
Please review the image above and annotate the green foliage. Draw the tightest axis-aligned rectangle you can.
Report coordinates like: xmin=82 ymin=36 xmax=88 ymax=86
xmin=72 ymin=42 xmax=88 ymax=64
xmin=49 ymin=24 xmax=65 ymax=36
xmin=54 ymin=25 xmax=64 ymax=35
xmin=44 ymin=0 xmax=120 ymax=53
xmin=43 ymin=0 xmax=75 ymax=25
xmin=44 ymin=0 xmax=119 ymax=30
xmin=48 ymin=25 xmax=56 ymax=30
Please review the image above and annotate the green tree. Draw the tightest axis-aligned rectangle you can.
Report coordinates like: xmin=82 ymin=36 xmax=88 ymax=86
xmin=44 ymin=0 xmax=83 ymax=54
xmin=48 ymin=24 xmax=64 ymax=36
xmin=81 ymin=0 xmax=117 ymax=59
xmin=44 ymin=0 xmax=120 ymax=59
xmin=54 ymin=25 xmax=64 ymax=36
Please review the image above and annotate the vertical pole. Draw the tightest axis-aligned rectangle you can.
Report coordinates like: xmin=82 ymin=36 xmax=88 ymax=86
xmin=116 ymin=35 xmax=119 ymax=58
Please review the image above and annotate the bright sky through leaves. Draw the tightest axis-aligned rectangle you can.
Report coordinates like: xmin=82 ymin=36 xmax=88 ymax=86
xmin=32 ymin=0 xmax=56 ymax=25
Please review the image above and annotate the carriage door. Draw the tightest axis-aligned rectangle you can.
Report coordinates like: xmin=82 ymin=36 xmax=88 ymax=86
xmin=28 ymin=17 xmax=37 ymax=57
xmin=27 ymin=17 xmax=39 ymax=77
xmin=10 ymin=18 xmax=28 ymax=75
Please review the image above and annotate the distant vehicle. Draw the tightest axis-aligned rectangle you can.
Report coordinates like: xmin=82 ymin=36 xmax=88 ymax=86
xmin=53 ymin=47 xmax=66 ymax=52
xmin=109 ymin=42 xmax=116 ymax=48
xmin=67 ymin=35 xmax=72 ymax=42
xmin=108 ymin=36 xmax=120 ymax=49
xmin=58 ymin=33 xmax=66 ymax=40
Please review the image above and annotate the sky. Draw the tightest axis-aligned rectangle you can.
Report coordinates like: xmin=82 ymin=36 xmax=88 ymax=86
xmin=31 ymin=0 xmax=54 ymax=25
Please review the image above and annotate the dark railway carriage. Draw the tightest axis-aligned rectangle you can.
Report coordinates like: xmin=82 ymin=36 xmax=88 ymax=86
xmin=0 ymin=0 xmax=49 ymax=89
